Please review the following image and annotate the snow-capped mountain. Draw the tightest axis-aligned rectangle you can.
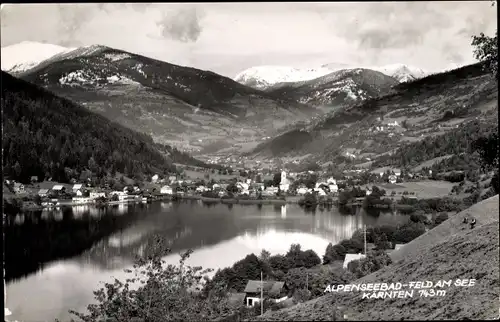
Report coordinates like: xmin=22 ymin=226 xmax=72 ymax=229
xmin=234 ymin=66 xmax=336 ymax=90
xmin=1 ymin=41 xmax=75 ymax=74
xmin=235 ymin=63 xmax=427 ymax=90
xmin=365 ymin=64 xmax=427 ymax=83
xmin=266 ymin=68 xmax=399 ymax=107
xmin=17 ymin=44 xmax=318 ymax=154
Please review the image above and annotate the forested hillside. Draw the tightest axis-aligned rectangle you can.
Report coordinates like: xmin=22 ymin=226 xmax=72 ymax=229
xmin=2 ymin=71 xmax=176 ymax=183
xmin=373 ymin=120 xmax=498 ymax=168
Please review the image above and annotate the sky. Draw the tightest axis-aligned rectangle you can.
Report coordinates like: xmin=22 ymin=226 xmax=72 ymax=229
xmin=1 ymin=2 xmax=497 ymax=77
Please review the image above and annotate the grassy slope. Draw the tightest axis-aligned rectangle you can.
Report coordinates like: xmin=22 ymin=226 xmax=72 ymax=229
xmin=253 ymin=194 xmax=499 ymax=321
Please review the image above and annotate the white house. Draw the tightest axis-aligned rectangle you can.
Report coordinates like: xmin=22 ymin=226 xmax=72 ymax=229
xmin=343 ymin=253 xmax=366 ymax=269
xmin=237 ymin=182 xmax=250 ymax=191
xmin=90 ymin=192 xmax=106 ymax=200
xmin=388 ymin=175 xmax=397 ymax=184
xmin=72 ymin=184 xmax=83 ymax=195
xmin=72 ymin=197 xmax=92 ymax=205
xmin=329 ymin=184 xmax=339 ymax=193
xmin=327 ymin=177 xmax=337 ymax=184
xmin=366 ymin=189 xmax=372 ymax=196
xmin=151 ymin=174 xmax=159 ymax=183
xmin=313 ymin=187 xmax=327 ymax=196
xmin=297 ymin=187 xmax=308 ymax=195
xmin=265 ymin=186 xmax=279 ymax=195
xmin=243 ymin=280 xmax=287 ymax=307
xmin=161 ymin=185 xmax=173 ymax=195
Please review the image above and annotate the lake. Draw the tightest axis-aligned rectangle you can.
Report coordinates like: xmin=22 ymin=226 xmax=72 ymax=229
xmin=5 ymin=200 xmax=410 ymax=322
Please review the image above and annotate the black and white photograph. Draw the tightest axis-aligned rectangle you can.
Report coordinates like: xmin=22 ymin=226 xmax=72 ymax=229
xmin=2 ymin=2 xmax=499 ymax=321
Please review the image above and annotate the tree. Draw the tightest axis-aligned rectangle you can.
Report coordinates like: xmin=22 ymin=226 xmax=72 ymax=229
xmin=347 ymin=250 xmax=392 ymax=279
xmin=13 ymin=161 xmax=21 ymax=178
xmin=323 ymin=243 xmax=347 ymax=264
xmin=471 ymin=30 xmax=498 ymax=77
xmin=70 ymin=240 xmax=237 ymax=322
xmin=260 ymin=249 xmax=271 ymax=262
xmin=373 ymin=233 xmax=391 ymax=250
xmin=301 ymin=250 xmax=321 ymax=268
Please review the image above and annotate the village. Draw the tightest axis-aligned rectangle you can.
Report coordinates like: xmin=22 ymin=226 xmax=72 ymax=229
xmin=3 ymin=162 xmax=441 ymax=212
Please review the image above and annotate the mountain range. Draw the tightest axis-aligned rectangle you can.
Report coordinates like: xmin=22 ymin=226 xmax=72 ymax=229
xmin=234 ymin=63 xmax=428 ymax=90
xmin=2 ymin=42 xmax=318 ymax=155
xmin=1 ymin=41 xmax=497 ymax=167
xmin=248 ymin=62 xmax=498 ymax=169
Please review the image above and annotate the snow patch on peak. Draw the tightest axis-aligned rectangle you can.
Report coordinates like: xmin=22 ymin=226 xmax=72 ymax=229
xmin=234 ymin=65 xmax=335 ymax=89
xmin=370 ymin=64 xmax=427 ymax=82
xmin=104 ymin=53 xmax=132 ymax=62
xmin=1 ymin=41 xmax=74 ymax=73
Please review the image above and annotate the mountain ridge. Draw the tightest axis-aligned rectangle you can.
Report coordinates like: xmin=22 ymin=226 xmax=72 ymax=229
xmin=248 ymin=62 xmax=498 ymax=164
xmin=14 ymin=44 xmax=319 ymax=154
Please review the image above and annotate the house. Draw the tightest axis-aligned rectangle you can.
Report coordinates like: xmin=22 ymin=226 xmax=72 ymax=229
xmin=13 ymin=182 xmax=25 ymax=194
xmin=243 ymin=280 xmax=287 ymax=307
xmin=90 ymin=191 xmax=106 ymax=200
xmin=38 ymin=189 xmax=49 ymax=197
xmin=52 ymin=185 xmax=66 ymax=194
xmin=228 ymin=292 xmax=247 ymax=308
xmin=297 ymin=187 xmax=308 ymax=195
xmin=168 ymin=175 xmax=177 ymax=183
xmin=72 ymin=197 xmax=92 ymax=204
xmin=388 ymin=175 xmax=397 ymax=184
xmin=343 ymin=253 xmax=366 ymax=269
xmin=30 ymin=176 xmax=39 ymax=183
xmin=329 ymin=183 xmax=338 ymax=193
xmin=160 ymin=185 xmax=173 ymax=195
xmin=151 ymin=174 xmax=159 ymax=183
xmin=313 ymin=187 xmax=327 ymax=196
xmin=72 ymin=184 xmax=84 ymax=196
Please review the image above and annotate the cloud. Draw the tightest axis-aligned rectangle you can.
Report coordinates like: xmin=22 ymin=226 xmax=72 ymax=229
xmin=155 ymin=7 xmax=204 ymax=43
xmin=0 ymin=2 xmax=497 ymax=77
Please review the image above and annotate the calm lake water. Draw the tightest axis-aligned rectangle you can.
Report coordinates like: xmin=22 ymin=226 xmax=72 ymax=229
xmin=5 ymin=201 xmax=410 ymax=322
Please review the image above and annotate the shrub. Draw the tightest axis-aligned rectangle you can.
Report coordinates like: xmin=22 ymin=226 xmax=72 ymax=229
xmin=323 ymin=243 xmax=347 ymax=264
xmin=347 ymin=251 xmax=392 ymax=279
xmin=393 ymin=222 xmax=426 ymax=243
xmin=434 ymin=212 xmax=449 ymax=226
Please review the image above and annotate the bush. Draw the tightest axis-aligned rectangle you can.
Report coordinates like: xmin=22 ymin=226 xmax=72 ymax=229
xmin=393 ymin=222 xmax=426 ymax=243
xmin=201 ymin=191 xmax=219 ymax=198
xmin=410 ymin=213 xmax=428 ymax=224
xmin=293 ymin=288 xmax=311 ymax=303
xmin=298 ymin=193 xmax=317 ymax=207
xmin=323 ymin=243 xmax=347 ymax=264
xmin=347 ymin=251 xmax=392 ymax=279
xmin=434 ymin=212 xmax=449 ymax=226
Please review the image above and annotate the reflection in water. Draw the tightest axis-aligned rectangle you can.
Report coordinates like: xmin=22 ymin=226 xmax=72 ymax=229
xmin=6 ymin=202 xmax=410 ymax=322
xmin=14 ymin=214 xmax=25 ymax=225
